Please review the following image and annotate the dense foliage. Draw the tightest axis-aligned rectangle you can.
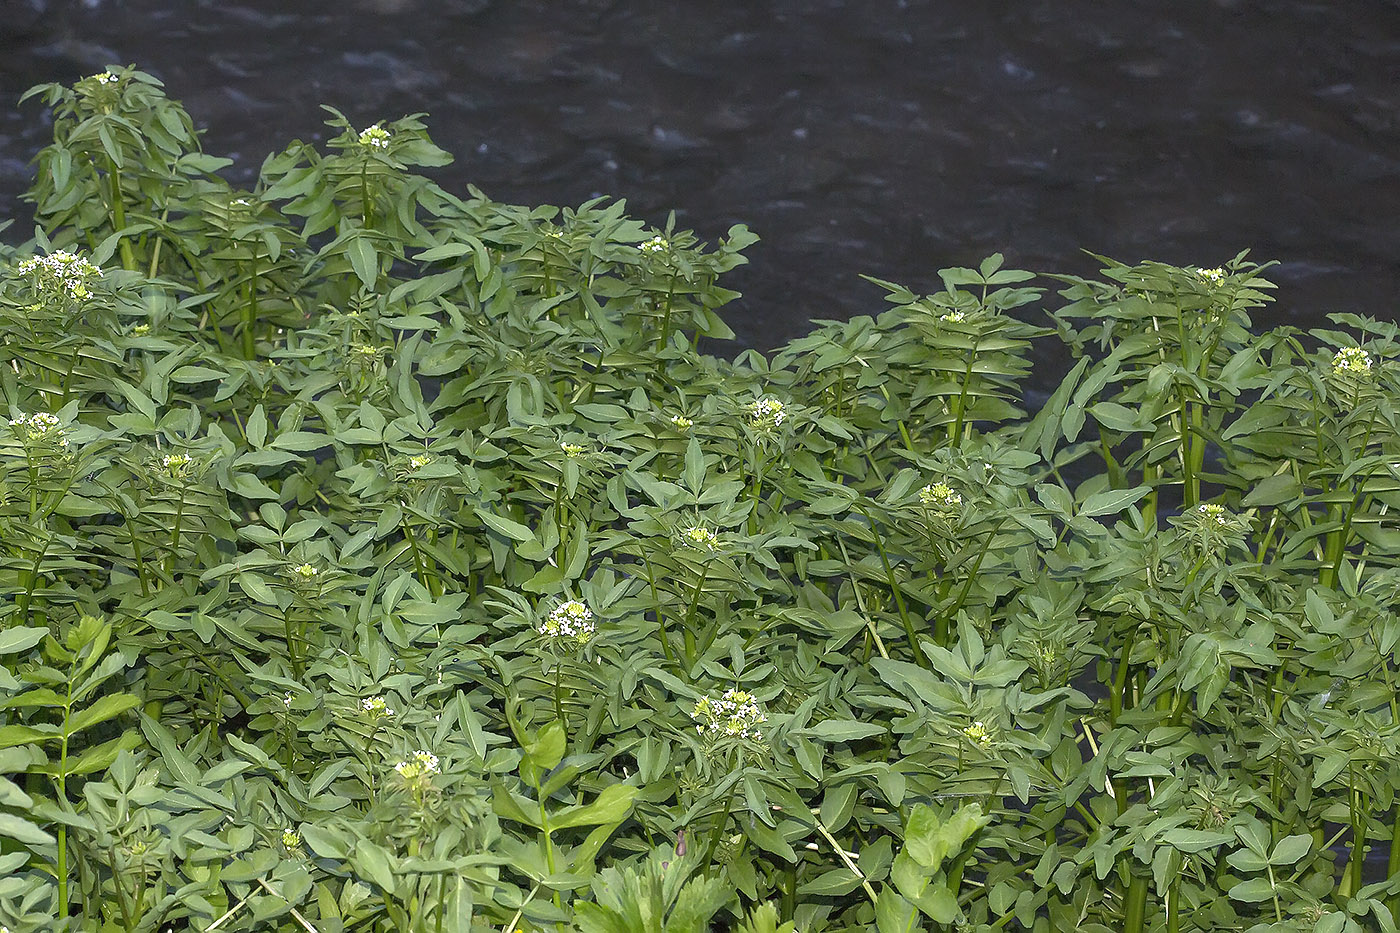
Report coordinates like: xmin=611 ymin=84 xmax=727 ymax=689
xmin=1 ymin=66 xmax=1399 ymax=933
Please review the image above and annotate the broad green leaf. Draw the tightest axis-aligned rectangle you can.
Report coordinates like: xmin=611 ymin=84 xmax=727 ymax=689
xmin=0 ymin=627 xmax=48 ymax=655
xmin=1079 ymin=485 xmax=1151 ymax=517
xmin=0 ymin=812 xmax=55 ymax=846
xmin=553 ymin=784 xmax=638 ymax=829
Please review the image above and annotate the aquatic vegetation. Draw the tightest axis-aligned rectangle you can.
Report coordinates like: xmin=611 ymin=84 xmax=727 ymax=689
xmin=0 ymin=65 xmax=1398 ymax=933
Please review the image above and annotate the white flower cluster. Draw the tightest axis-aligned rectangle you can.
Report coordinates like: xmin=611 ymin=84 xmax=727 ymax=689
xmin=161 ymin=452 xmax=195 ymax=478
xmin=560 ymin=442 xmax=587 ymax=459
xmin=919 ymin=481 xmax=962 ymax=513
xmin=680 ymin=526 xmax=719 ymax=550
xmin=539 ymin=599 xmax=596 ymax=645
xmin=9 ymin=412 xmax=68 ymax=447
xmin=639 ymin=235 xmax=669 ymax=253
xmin=281 ymin=827 xmax=301 ymax=849
xmin=962 ymin=720 xmax=994 ymax=749
xmin=670 ymin=414 xmax=693 ymax=431
xmin=361 ymin=696 xmax=394 ymax=718
xmin=691 ymin=689 xmax=767 ymax=742
xmin=1195 ymin=503 xmax=1230 ymax=527
xmin=358 ymin=123 xmax=391 ymax=150
xmin=17 ymin=250 xmax=102 ymax=300
xmin=93 ymin=71 xmax=118 ymax=85
xmin=407 ymin=454 xmax=433 ymax=470
xmin=939 ymin=310 xmax=966 ymax=324
xmin=1195 ymin=267 xmax=1225 ymax=287
xmin=394 ymin=749 xmax=439 ymax=779
xmin=746 ymin=397 xmax=787 ymax=433
xmin=1332 ymin=346 xmax=1372 ymax=376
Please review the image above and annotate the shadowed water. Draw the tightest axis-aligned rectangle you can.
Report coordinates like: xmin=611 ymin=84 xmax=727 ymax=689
xmin=1 ymin=0 xmax=1397 ymax=363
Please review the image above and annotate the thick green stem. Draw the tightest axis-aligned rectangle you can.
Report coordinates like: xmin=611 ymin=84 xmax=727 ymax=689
xmin=1124 ymin=873 xmax=1148 ymax=933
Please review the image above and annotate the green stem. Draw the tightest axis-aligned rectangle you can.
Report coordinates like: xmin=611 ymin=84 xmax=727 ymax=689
xmin=1124 ymin=873 xmax=1147 ymax=933
xmin=1386 ymin=810 xmax=1400 ymax=926
xmin=640 ymin=552 xmax=674 ymax=664
xmin=702 ymin=782 xmax=737 ymax=871
xmin=857 ymin=505 xmax=918 ymax=662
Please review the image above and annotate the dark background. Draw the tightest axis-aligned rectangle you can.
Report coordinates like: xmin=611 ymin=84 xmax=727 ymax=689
xmin=2 ymin=0 xmax=1398 ymax=354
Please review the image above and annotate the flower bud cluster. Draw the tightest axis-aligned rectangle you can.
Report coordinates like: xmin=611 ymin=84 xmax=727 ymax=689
xmin=691 ymin=689 xmax=767 ymax=742
xmin=962 ymin=720 xmax=994 ymax=749
xmin=680 ymin=526 xmax=719 ymax=550
xmin=919 ymin=481 xmax=962 ymax=513
xmin=639 ymin=235 xmax=669 ymax=253
xmin=670 ymin=414 xmax=693 ymax=431
xmin=1195 ymin=267 xmax=1225 ymax=287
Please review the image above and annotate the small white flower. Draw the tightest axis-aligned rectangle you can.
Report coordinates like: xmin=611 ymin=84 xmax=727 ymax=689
xmin=746 ymin=397 xmax=787 ymax=432
xmin=560 ymin=442 xmax=587 ymax=459
xmin=408 ymin=454 xmax=433 ymax=470
xmin=639 ymin=235 xmax=669 ymax=253
xmin=939 ymin=310 xmax=966 ymax=324
xmin=691 ymin=689 xmax=767 ymax=743
xmin=539 ymin=600 xmax=596 ymax=645
xmin=17 ymin=250 xmax=102 ymax=300
xmin=1332 ymin=346 xmax=1372 ymax=376
xmin=93 ymin=71 xmax=118 ymax=85
xmin=394 ymin=749 xmax=440 ymax=778
xmin=282 ymin=692 xmax=294 ymax=709
xmin=281 ymin=827 xmax=301 ymax=849
xmin=358 ymin=123 xmax=392 ymax=150
xmin=1195 ymin=267 xmax=1225 ymax=286
xmin=9 ymin=412 xmax=68 ymax=448
xmin=161 ymin=452 xmax=195 ymax=478
xmin=361 ymin=696 xmax=395 ymax=718
xmin=670 ymin=414 xmax=693 ymax=431
xmin=1196 ymin=503 xmax=1230 ymax=526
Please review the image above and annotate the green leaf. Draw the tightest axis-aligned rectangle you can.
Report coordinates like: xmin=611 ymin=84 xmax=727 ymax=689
xmin=875 ymin=888 xmax=920 ymax=933
xmin=1079 ymin=484 xmax=1151 ymax=517
xmin=300 ymin=823 xmax=350 ymax=860
xmin=65 ymin=693 xmax=140 ymax=735
xmin=0 ymin=627 xmax=48 ymax=654
xmin=1269 ymin=834 xmax=1311 ymax=865
xmin=0 ymin=724 xmax=55 ymax=749
xmin=350 ymin=837 xmax=397 ymax=892
xmin=553 ymin=783 xmax=638 ymax=829
xmin=523 ymin=720 xmax=567 ymax=772
xmin=348 ymin=235 xmax=379 ymax=289
xmin=0 ymin=812 xmax=55 ymax=846
xmin=802 ymin=720 xmax=887 ymax=742
xmin=904 ymin=804 xmax=990 ymax=871
xmin=1227 ymin=877 xmax=1275 ymax=903
xmin=476 ymin=509 xmax=536 ymax=543
xmin=1162 ymin=828 xmax=1233 ymax=853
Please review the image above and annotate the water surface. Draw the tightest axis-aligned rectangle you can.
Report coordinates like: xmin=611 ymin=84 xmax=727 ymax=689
xmin=2 ymin=0 xmax=1398 ymax=356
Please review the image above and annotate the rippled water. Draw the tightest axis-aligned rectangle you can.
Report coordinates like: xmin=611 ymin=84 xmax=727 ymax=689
xmin=2 ymin=0 xmax=1398 ymax=355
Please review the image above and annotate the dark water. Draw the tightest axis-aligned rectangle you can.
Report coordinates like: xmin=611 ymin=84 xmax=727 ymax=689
xmin=2 ymin=0 xmax=1399 ymax=354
